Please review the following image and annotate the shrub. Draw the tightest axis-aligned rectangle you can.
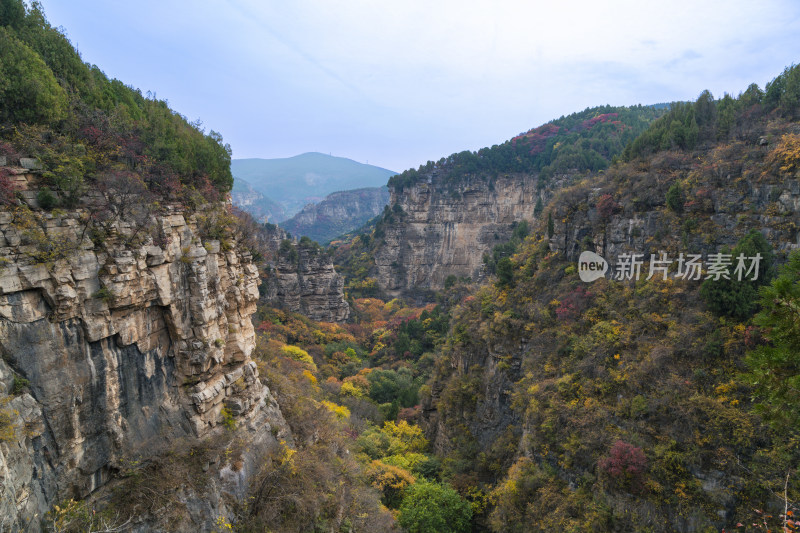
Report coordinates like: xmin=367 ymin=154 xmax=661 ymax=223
xmin=36 ymin=187 xmax=58 ymax=210
xmin=12 ymin=376 xmax=29 ymax=395
xmin=599 ymin=440 xmax=647 ymax=492
xmin=220 ymin=407 xmax=236 ymax=431
xmin=398 ymin=480 xmax=472 ymax=533
xmin=92 ymin=286 xmax=114 ymax=304
xmin=665 ymin=183 xmax=684 ymax=212
xmin=281 ymin=345 xmax=316 ymax=371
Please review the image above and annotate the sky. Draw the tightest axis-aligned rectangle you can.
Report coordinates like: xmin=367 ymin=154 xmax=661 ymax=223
xmin=36 ymin=0 xmax=800 ymax=173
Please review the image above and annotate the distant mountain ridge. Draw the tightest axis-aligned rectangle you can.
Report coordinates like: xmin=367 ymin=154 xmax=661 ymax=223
xmin=280 ymin=186 xmax=390 ymax=244
xmin=231 ymin=152 xmax=396 ymax=220
xmin=231 ymin=178 xmax=287 ymax=222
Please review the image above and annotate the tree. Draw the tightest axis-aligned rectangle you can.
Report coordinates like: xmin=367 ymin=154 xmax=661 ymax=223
xmin=744 ymin=249 xmax=800 ymax=431
xmin=496 ymin=257 xmax=514 ymax=288
xmin=398 ymin=481 xmax=472 ymax=533
xmin=665 ymin=183 xmax=684 ymax=213
xmin=694 ymin=89 xmax=717 ymax=143
xmin=700 ymin=230 xmax=775 ymax=320
xmin=0 ymin=26 xmax=66 ymax=124
xmin=0 ymin=0 xmax=25 ymax=29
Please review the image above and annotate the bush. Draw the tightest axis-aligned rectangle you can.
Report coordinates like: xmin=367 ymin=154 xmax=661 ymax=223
xmin=665 ymin=183 xmax=684 ymax=212
xmin=398 ymin=480 xmax=472 ymax=533
xmin=36 ymin=187 xmax=58 ymax=210
xmin=599 ymin=440 xmax=647 ymax=493
xmin=281 ymin=344 xmax=317 ymax=371
xmin=700 ymin=230 xmax=775 ymax=320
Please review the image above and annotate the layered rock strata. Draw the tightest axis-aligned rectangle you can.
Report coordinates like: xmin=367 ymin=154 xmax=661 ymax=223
xmin=374 ymin=173 xmax=544 ymax=296
xmin=0 ymin=168 xmax=282 ymax=529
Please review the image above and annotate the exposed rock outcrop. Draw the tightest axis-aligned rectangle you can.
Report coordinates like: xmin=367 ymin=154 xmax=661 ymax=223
xmin=374 ymin=173 xmax=547 ymax=297
xmin=0 ymin=169 xmax=287 ymax=530
xmin=266 ymin=241 xmax=350 ymax=322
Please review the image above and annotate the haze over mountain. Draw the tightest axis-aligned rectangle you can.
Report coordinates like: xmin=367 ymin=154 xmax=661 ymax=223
xmin=231 ymin=178 xmax=287 ymax=223
xmin=281 ymin=186 xmax=390 ymax=244
xmin=231 ymin=152 xmax=396 ymax=220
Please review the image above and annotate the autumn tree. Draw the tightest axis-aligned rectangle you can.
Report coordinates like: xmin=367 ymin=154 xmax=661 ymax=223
xmin=398 ymin=481 xmax=472 ymax=533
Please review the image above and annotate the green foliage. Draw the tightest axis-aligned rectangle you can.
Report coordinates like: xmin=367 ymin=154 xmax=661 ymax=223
xmin=484 ymin=220 xmax=529 ymax=275
xmin=0 ymin=0 xmax=25 ymax=29
xmin=389 ymin=105 xmax=666 ymax=192
xmin=278 ymin=239 xmax=299 ymax=264
xmin=665 ymin=183 xmax=684 ymax=213
xmin=0 ymin=26 xmax=67 ymax=124
xmin=700 ymin=230 xmax=775 ymax=320
xmin=367 ymin=367 xmax=419 ymax=407
xmin=398 ymin=480 xmax=473 ymax=533
xmin=11 ymin=375 xmax=29 ymax=395
xmin=0 ymin=1 xmax=233 ymax=202
xmin=35 ymin=186 xmax=57 ymax=209
xmin=744 ymin=249 xmax=800 ymax=431
xmin=495 ymin=257 xmax=514 ymax=288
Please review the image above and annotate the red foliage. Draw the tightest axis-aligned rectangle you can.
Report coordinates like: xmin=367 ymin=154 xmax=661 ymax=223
xmin=596 ymin=194 xmax=620 ymax=221
xmin=555 ymin=286 xmax=592 ymax=322
xmin=0 ymin=168 xmax=17 ymax=206
xmin=599 ymin=440 xmax=647 ymax=492
xmin=512 ymin=124 xmax=562 ymax=155
xmin=398 ymin=405 xmax=421 ymax=423
xmin=581 ymin=112 xmax=619 ymax=129
xmin=0 ymin=141 xmax=21 ymax=164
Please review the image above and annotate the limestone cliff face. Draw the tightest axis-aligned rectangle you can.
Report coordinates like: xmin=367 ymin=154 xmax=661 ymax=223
xmin=0 ymin=169 xmax=286 ymax=530
xmin=374 ymin=173 xmax=543 ymax=296
xmin=267 ymin=242 xmax=350 ymax=323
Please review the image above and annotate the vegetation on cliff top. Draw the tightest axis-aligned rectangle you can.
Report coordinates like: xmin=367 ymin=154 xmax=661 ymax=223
xmin=388 ymin=104 xmax=667 ymax=192
xmin=0 ymin=0 xmax=233 ymax=207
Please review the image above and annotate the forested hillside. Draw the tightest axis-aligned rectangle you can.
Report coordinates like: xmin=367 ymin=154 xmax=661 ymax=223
xmin=421 ymin=64 xmax=800 ymax=531
xmin=0 ymin=0 xmax=233 ymax=207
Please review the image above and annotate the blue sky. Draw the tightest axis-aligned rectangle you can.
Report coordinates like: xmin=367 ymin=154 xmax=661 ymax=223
xmin=37 ymin=0 xmax=800 ymax=172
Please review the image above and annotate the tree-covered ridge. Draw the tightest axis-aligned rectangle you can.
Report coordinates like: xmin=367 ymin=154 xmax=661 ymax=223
xmin=388 ymin=104 xmax=666 ymax=192
xmin=419 ymin=65 xmax=800 ymax=532
xmin=0 ymin=0 xmax=232 ymax=205
xmin=623 ymin=64 xmax=800 ymax=160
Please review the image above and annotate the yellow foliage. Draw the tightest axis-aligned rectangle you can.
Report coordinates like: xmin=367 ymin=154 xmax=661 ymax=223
xmin=340 ymin=381 xmax=365 ymax=398
xmin=278 ymin=440 xmax=297 ymax=474
xmin=281 ymin=345 xmax=317 ymax=371
xmin=321 ymin=400 xmax=350 ymax=420
xmin=382 ymin=420 xmax=428 ymax=455
xmin=767 ymin=133 xmax=800 ymax=175
xmin=302 ymin=369 xmax=317 ymax=384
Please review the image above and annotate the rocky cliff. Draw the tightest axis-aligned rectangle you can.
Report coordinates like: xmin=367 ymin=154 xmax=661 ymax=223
xmin=265 ymin=239 xmax=350 ymax=323
xmin=373 ymin=173 xmax=547 ymax=297
xmin=281 ymin=186 xmax=390 ymax=244
xmin=0 ymin=168 xmax=287 ymax=531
